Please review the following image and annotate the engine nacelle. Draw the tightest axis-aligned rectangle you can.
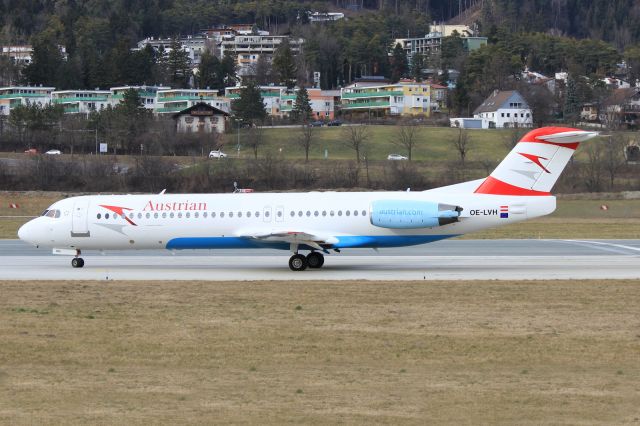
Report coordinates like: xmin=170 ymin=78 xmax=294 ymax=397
xmin=370 ymin=200 xmax=461 ymax=229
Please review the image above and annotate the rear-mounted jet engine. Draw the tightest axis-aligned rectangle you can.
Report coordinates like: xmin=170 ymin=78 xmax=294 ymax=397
xmin=370 ymin=200 xmax=462 ymax=229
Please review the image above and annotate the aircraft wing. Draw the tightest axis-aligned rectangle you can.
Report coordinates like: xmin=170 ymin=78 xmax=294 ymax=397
xmin=238 ymin=230 xmax=339 ymax=250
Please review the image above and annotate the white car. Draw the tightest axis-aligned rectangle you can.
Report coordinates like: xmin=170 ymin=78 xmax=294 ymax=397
xmin=209 ymin=150 xmax=228 ymax=159
xmin=387 ymin=154 xmax=408 ymax=160
xmin=45 ymin=149 xmax=62 ymax=155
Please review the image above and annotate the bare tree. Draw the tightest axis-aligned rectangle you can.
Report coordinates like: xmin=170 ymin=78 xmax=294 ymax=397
xmin=342 ymin=124 xmax=370 ymax=164
xmin=296 ymin=124 xmax=315 ymax=163
xmin=602 ymin=133 xmax=626 ymax=190
xmin=393 ymin=120 xmax=421 ymax=160
xmin=451 ymin=128 xmax=472 ymax=166
xmin=246 ymin=125 xmax=266 ymax=159
xmin=502 ymin=127 xmax=526 ymax=151
xmin=583 ymin=142 xmax=603 ymax=192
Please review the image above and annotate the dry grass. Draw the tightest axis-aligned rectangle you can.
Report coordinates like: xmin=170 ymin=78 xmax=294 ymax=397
xmin=0 ymin=280 xmax=639 ymax=425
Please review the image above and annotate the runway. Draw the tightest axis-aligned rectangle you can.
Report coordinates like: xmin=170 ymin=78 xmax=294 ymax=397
xmin=0 ymin=239 xmax=638 ymax=281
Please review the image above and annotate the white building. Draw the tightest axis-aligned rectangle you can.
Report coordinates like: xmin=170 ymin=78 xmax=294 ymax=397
xmin=0 ymin=86 xmax=54 ymax=116
xmin=109 ymin=86 xmax=169 ymax=109
xmin=51 ymin=90 xmax=110 ymax=114
xmin=155 ymin=89 xmax=229 ymax=114
xmin=135 ymin=36 xmax=208 ymax=66
xmin=220 ymin=35 xmax=303 ymax=76
xmin=471 ymin=90 xmax=533 ymax=128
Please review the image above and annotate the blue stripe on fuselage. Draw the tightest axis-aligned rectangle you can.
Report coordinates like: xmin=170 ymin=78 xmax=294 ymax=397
xmin=165 ymin=234 xmax=458 ymax=250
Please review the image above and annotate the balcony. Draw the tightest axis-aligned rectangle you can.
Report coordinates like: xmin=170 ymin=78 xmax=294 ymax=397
xmin=341 ymin=91 xmax=403 ymax=99
xmin=53 ymin=97 xmax=108 ymax=103
xmin=157 ymin=94 xmax=217 ymax=101
xmin=341 ymin=100 xmax=390 ymax=109
xmin=0 ymin=93 xmax=50 ymax=99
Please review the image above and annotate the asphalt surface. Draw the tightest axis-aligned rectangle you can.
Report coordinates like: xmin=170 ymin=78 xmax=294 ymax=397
xmin=0 ymin=239 xmax=638 ymax=281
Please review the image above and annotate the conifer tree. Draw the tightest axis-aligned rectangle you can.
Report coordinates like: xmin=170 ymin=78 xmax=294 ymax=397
xmin=291 ymin=87 xmax=312 ymax=123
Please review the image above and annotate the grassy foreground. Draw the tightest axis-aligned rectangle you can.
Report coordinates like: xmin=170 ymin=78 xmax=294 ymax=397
xmin=0 ymin=279 xmax=639 ymax=424
xmin=1 ymin=191 xmax=639 ymax=240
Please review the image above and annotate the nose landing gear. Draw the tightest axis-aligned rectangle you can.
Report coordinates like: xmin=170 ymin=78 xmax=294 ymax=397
xmin=71 ymin=257 xmax=85 ymax=268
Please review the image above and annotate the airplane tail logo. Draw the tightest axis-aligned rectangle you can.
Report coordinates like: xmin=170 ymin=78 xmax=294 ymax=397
xmin=475 ymin=127 xmax=598 ymax=196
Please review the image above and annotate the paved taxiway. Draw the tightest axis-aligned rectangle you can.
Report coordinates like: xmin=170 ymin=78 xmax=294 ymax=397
xmin=0 ymin=239 xmax=638 ymax=281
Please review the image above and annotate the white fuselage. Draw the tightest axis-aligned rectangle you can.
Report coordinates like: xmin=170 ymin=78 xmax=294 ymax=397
xmin=18 ymin=188 xmax=556 ymax=252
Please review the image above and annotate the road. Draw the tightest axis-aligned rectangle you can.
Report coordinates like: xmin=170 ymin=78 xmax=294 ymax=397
xmin=0 ymin=239 xmax=638 ymax=281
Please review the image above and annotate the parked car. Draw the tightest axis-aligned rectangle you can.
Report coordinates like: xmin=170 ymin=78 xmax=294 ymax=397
xmin=209 ymin=150 xmax=228 ymax=159
xmin=309 ymin=120 xmax=324 ymax=127
xmin=387 ymin=154 xmax=408 ymax=161
xmin=24 ymin=148 xmax=38 ymax=155
xmin=327 ymin=119 xmax=342 ymax=126
xmin=45 ymin=149 xmax=62 ymax=155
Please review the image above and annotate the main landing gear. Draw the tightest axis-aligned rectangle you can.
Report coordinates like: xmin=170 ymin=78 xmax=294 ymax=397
xmin=288 ymin=251 xmax=325 ymax=271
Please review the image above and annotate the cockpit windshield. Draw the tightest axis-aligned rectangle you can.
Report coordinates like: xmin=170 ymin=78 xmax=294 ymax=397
xmin=41 ymin=209 xmax=61 ymax=218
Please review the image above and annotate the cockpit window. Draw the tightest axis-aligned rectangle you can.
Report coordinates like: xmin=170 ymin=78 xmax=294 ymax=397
xmin=42 ymin=209 xmax=61 ymax=218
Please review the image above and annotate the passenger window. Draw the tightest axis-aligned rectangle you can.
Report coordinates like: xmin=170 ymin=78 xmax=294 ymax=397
xmin=238 ymin=212 xmax=242 ymax=218
xmin=322 ymin=211 xmax=327 ymax=216
xmin=138 ymin=213 xmax=142 ymax=219
xmin=186 ymin=212 xmax=190 ymax=218
xmin=247 ymin=211 xmax=251 ymax=217
xmin=220 ymin=212 xmax=224 ymax=218
xmin=330 ymin=211 xmax=335 ymax=216
xmin=146 ymin=213 xmax=151 ymax=219
xmin=129 ymin=213 xmax=134 ymax=219
xmin=229 ymin=212 xmax=233 ymax=218
xmin=170 ymin=212 xmax=175 ymax=218
xmin=178 ymin=212 xmax=182 ymax=218
xmin=97 ymin=213 xmax=101 ymax=219
xmin=298 ymin=211 xmax=303 ymax=217
xmin=212 ymin=212 xmax=216 ymax=218
xmin=194 ymin=212 xmax=199 ymax=218
xmin=154 ymin=213 xmax=159 ymax=219
xmin=203 ymin=212 xmax=208 ymax=218
xmin=314 ymin=211 xmax=319 ymax=217
xmin=255 ymin=211 xmax=260 ymax=217
xmin=346 ymin=210 xmax=350 ymax=216
xmin=306 ymin=211 xmax=311 ymax=217
xmin=290 ymin=211 xmax=295 ymax=217
xmin=277 ymin=211 xmax=282 ymax=217
xmin=354 ymin=210 xmax=358 ymax=216
xmin=105 ymin=213 xmax=110 ymax=219
xmin=338 ymin=211 xmax=342 ymax=216
xmin=265 ymin=211 xmax=270 ymax=217
xmin=362 ymin=210 xmax=367 ymax=216
xmin=162 ymin=212 xmax=167 ymax=218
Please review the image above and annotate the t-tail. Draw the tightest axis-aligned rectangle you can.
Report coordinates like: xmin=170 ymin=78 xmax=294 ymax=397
xmin=475 ymin=127 xmax=598 ymax=196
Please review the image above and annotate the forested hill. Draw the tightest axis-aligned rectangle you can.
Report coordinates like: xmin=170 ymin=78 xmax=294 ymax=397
xmin=3 ymin=0 xmax=640 ymax=48
xmin=481 ymin=0 xmax=640 ymax=49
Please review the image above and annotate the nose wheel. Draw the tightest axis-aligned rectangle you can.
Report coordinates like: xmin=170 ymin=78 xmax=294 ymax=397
xmin=71 ymin=257 xmax=85 ymax=268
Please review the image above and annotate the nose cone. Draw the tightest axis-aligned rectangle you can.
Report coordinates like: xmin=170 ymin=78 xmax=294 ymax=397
xmin=18 ymin=220 xmax=38 ymax=245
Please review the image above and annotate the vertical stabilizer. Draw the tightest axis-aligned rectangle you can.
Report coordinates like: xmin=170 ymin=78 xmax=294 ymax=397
xmin=475 ymin=127 xmax=598 ymax=196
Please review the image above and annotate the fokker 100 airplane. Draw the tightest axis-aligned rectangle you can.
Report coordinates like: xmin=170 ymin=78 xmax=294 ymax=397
xmin=18 ymin=127 xmax=597 ymax=271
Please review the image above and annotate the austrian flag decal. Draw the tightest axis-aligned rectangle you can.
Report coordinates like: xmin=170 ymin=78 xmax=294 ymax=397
xmin=500 ymin=205 xmax=509 ymax=219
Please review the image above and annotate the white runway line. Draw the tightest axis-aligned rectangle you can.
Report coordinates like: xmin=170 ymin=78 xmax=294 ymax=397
xmin=560 ymin=239 xmax=640 ymax=254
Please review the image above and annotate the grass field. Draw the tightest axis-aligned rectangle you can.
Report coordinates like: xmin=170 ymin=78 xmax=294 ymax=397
xmin=0 ymin=279 xmax=638 ymax=424
xmin=1 ymin=191 xmax=638 ymax=240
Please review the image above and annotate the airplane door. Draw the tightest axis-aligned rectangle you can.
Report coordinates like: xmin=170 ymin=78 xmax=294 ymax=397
xmin=263 ymin=206 xmax=272 ymax=222
xmin=275 ymin=205 xmax=284 ymax=222
xmin=71 ymin=199 xmax=90 ymax=237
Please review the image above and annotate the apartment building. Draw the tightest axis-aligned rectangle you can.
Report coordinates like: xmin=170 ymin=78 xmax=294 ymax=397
xmin=135 ymin=36 xmax=209 ymax=66
xmin=155 ymin=89 xmax=229 ymax=114
xmin=51 ymin=90 xmax=110 ymax=114
xmin=340 ymin=81 xmax=432 ymax=117
xmin=393 ymin=24 xmax=487 ymax=62
xmin=0 ymin=86 xmax=54 ymax=116
xmin=225 ymin=85 xmax=286 ymax=116
xmin=109 ymin=86 xmax=170 ymax=109
xmin=220 ymin=35 xmax=303 ymax=75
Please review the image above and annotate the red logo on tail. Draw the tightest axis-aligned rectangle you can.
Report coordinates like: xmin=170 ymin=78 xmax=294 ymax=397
xmin=99 ymin=205 xmax=137 ymax=226
xmin=518 ymin=152 xmax=551 ymax=173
